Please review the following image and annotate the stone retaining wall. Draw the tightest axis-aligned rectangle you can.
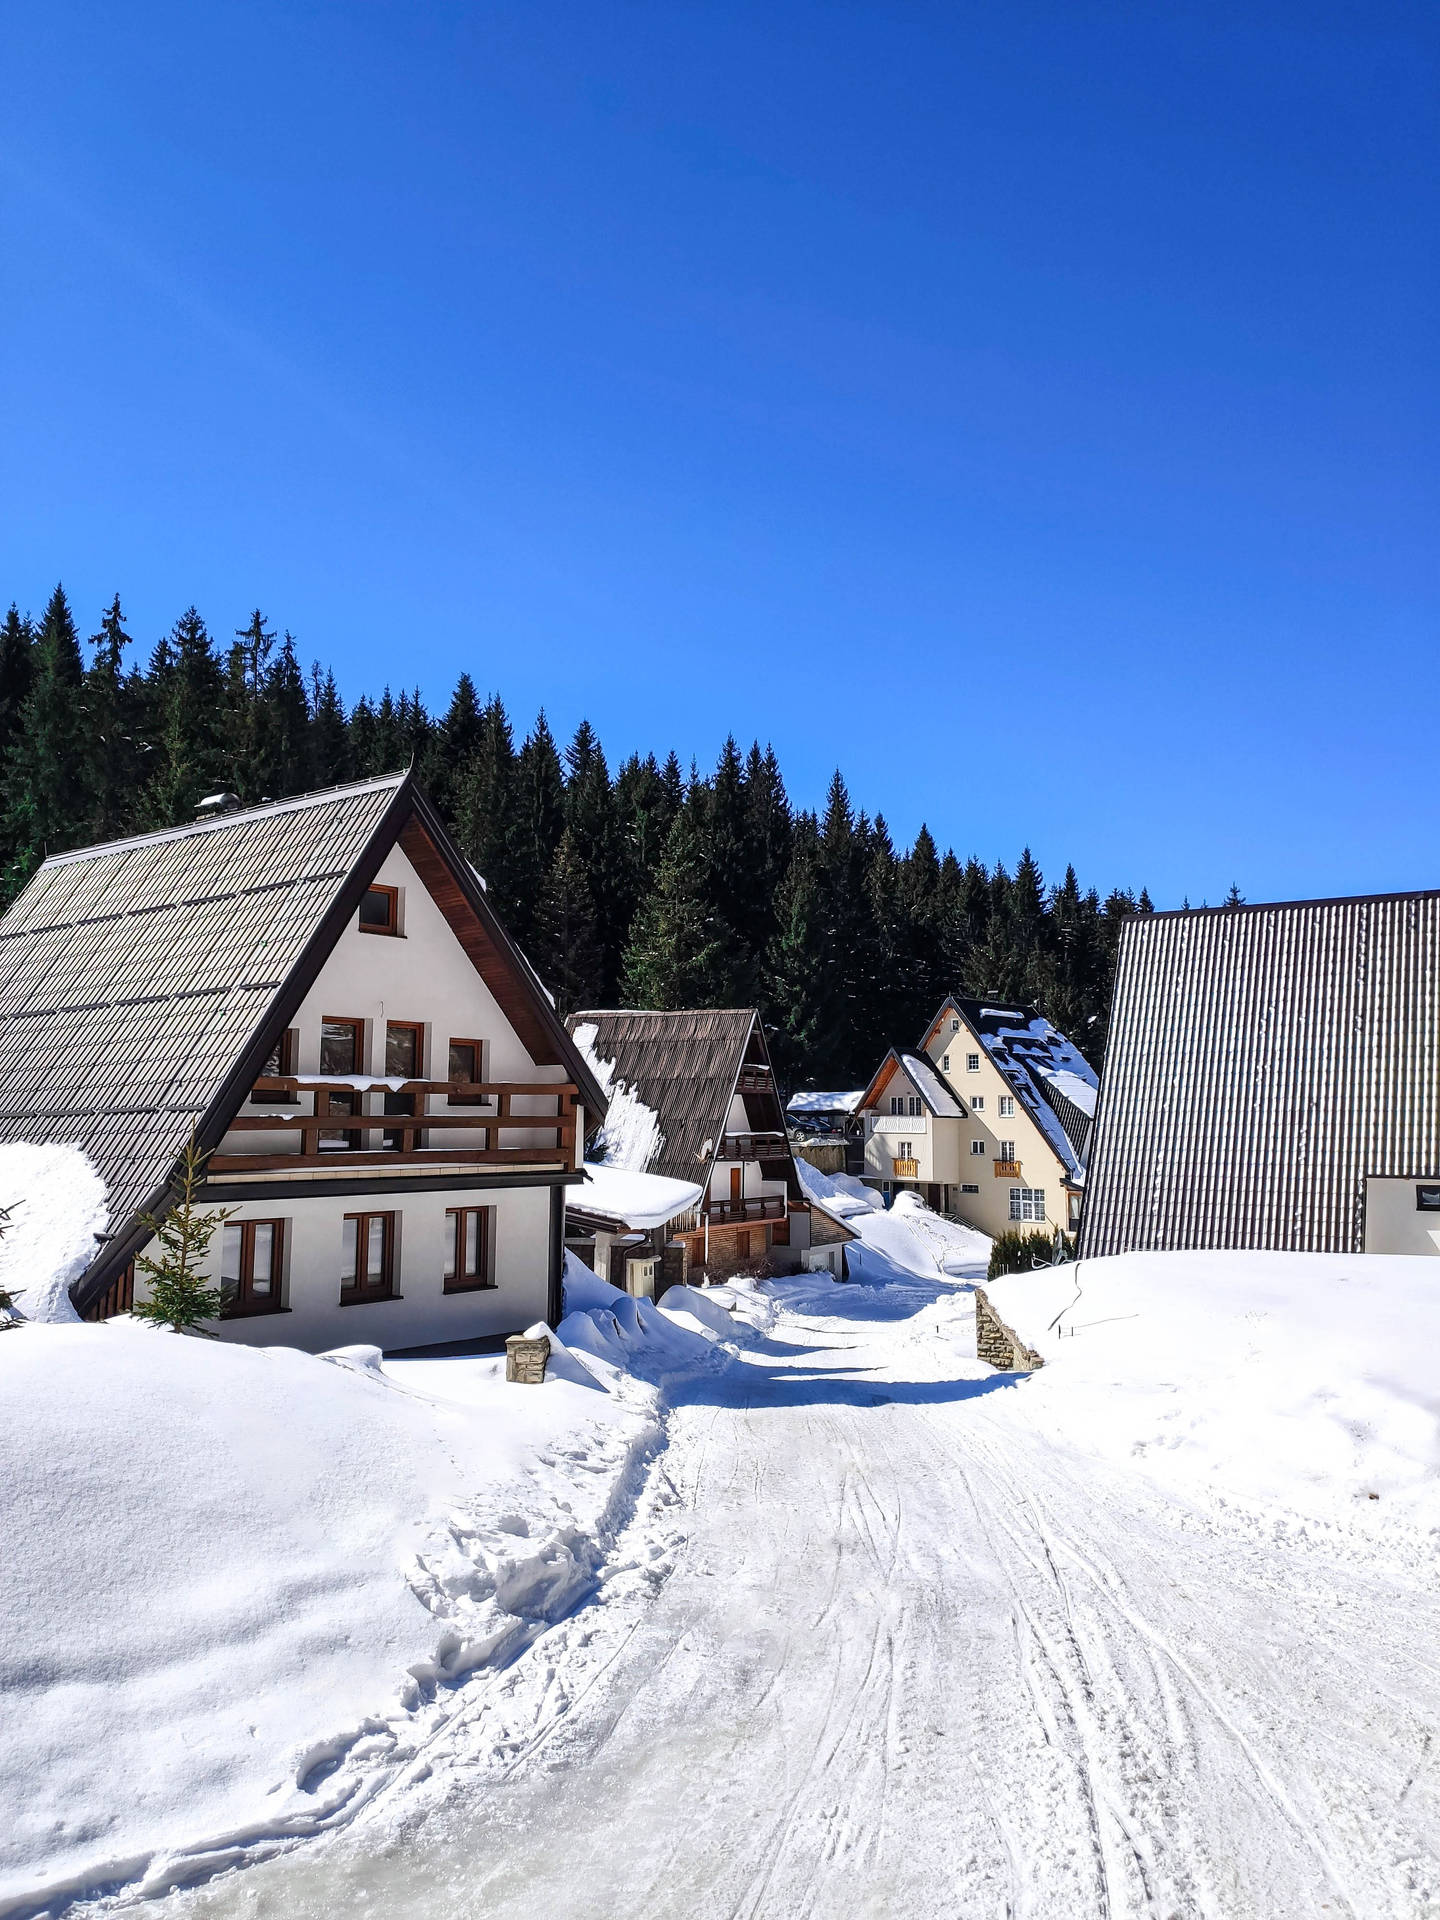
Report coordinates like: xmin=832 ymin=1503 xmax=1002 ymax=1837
xmin=973 ymin=1287 xmax=1045 ymax=1372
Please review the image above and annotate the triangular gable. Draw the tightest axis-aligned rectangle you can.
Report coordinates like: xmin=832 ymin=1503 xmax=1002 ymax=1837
xmin=0 ymin=774 xmax=610 ymax=1314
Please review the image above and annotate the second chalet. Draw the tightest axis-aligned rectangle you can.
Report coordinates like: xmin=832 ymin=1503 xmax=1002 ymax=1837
xmin=856 ymin=995 xmax=1097 ymax=1238
xmin=564 ymin=1008 xmax=855 ymax=1288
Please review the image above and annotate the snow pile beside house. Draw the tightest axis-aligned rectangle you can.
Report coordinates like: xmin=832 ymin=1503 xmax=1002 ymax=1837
xmin=0 ymin=1255 xmax=758 ymax=1915
xmin=0 ymin=1143 xmax=108 ymax=1324
xmin=844 ymin=1186 xmax=990 ymax=1280
xmin=793 ymin=1156 xmax=882 ymax=1220
xmin=985 ymin=1250 xmax=1440 ymax=1524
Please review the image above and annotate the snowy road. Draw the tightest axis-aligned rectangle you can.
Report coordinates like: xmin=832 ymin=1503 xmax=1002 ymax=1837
xmin=142 ymin=1270 xmax=1439 ymax=1920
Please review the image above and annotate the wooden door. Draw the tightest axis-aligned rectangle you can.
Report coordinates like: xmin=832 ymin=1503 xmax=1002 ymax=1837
xmin=730 ymin=1166 xmax=742 ymax=1203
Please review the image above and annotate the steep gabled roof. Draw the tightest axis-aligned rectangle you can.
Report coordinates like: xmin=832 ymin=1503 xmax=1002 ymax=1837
xmin=925 ymin=995 xmax=1097 ymax=1178
xmin=0 ymin=773 xmax=607 ymax=1307
xmin=1083 ymin=891 xmax=1440 ymax=1256
xmin=858 ymin=1048 xmax=967 ymax=1119
xmin=565 ymin=1008 xmax=778 ymax=1189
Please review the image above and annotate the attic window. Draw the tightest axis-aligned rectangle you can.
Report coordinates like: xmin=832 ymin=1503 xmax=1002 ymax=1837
xmin=359 ymin=885 xmax=401 ymax=935
xmin=951 ymin=1018 xmax=960 ymax=1032
xmin=966 ymin=1053 xmax=980 ymax=1072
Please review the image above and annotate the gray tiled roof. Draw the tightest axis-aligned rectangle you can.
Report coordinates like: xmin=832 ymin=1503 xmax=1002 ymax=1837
xmin=0 ymin=776 xmax=407 ymax=1233
xmin=565 ymin=1008 xmax=759 ymax=1184
xmin=1082 ymin=891 xmax=1440 ymax=1256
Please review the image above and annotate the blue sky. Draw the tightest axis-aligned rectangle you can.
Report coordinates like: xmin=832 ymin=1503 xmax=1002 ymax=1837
xmin=3 ymin=2 xmax=1436 ymax=905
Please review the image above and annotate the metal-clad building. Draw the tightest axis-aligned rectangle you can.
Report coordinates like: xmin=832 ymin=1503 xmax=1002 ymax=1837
xmin=1081 ymin=891 xmax=1440 ymax=1258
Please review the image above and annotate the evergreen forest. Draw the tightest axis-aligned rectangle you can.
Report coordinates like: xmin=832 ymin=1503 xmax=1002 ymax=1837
xmin=0 ymin=586 xmax=1157 ymax=1087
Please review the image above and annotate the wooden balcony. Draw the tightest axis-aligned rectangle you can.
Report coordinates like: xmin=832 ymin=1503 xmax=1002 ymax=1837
xmin=993 ymin=1159 xmax=1023 ymax=1178
xmin=705 ymin=1196 xmax=786 ymax=1224
xmin=210 ymin=1079 xmax=578 ymax=1173
xmin=892 ymin=1157 xmax=919 ymax=1180
xmin=718 ymin=1130 xmax=788 ymax=1161
xmin=735 ymin=1066 xmax=773 ymax=1093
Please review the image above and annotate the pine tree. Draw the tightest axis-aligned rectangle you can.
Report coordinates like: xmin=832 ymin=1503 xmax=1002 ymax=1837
xmin=310 ymin=666 xmax=350 ymax=785
xmin=348 ymin=694 xmax=381 ymax=774
xmin=765 ymin=823 xmax=828 ymax=1086
xmin=0 ymin=606 xmax=34 ymax=768
xmin=622 ymin=794 xmax=749 ymax=1010
xmin=510 ymin=712 xmax=567 ymax=948
xmin=83 ymin=595 xmax=140 ymax=841
xmin=533 ymin=828 xmax=605 ymax=1014
xmin=454 ymin=694 xmax=522 ymax=922
xmin=129 ymin=1136 xmax=234 ymax=1335
xmin=145 ymin=607 xmax=226 ymax=824
xmin=256 ymin=633 xmax=312 ymax=798
xmin=564 ymin=722 xmax=626 ymax=1000
xmin=5 ymin=585 xmax=91 ymax=880
xmin=426 ymin=672 xmax=483 ymax=824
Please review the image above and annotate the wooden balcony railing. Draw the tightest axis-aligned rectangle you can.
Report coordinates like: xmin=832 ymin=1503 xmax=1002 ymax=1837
xmin=211 ymin=1079 xmax=578 ymax=1173
xmin=892 ymin=1157 xmax=919 ymax=1180
xmin=705 ymin=1196 xmax=787 ymax=1224
xmin=993 ymin=1159 xmax=1023 ymax=1178
xmin=735 ymin=1066 xmax=773 ymax=1093
xmin=718 ymin=1130 xmax=788 ymax=1161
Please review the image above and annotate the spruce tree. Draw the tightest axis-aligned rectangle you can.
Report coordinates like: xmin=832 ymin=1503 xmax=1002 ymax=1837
xmin=5 ymin=585 xmax=91 ymax=879
xmin=310 ymin=666 xmax=351 ymax=785
xmin=765 ymin=823 xmax=828 ymax=1087
xmin=0 ymin=606 xmax=35 ymax=768
xmin=510 ymin=712 xmax=567 ymax=947
xmin=533 ymin=828 xmax=605 ymax=1014
xmin=130 ymin=1136 xmax=233 ymax=1334
xmin=564 ymin=722 xmax=626 ymax=999
xmin=622 ymin=794 xmax=749 ymax=1010
xmin=145 ymin=607 xmax=226 ymax=824
xmin=84 ymin=595 xmax=139 ymax=841
xmin=454 ymin=694 xmax=522 ymax=922
xmin=427 ymin=672 xmax=483 ymax=824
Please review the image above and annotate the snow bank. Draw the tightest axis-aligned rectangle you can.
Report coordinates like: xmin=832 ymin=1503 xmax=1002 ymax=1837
xmin=794 ymin=1157 xmax=882 ymax=1219
xmin=844 ymin=1187 xmax=990 ymax=1281
xmin=1 ymin=1252 xmax=763 ymax=1914
xmin=985 ymin=1251 xmax=1440 ymax=1525
xmin=0 ymin=1143 xmax=108 ymax=1324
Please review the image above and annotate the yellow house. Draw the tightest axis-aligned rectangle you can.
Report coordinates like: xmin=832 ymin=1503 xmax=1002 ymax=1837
xmin=856 ymin=995 xmax=1096 ymax=1238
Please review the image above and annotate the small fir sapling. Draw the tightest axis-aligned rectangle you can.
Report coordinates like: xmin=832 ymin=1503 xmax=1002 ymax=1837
xmin=0 ymin=1199 xmax=22 ymax=1326
xmin=130 ymin=1135 xmax=234 ymax=1335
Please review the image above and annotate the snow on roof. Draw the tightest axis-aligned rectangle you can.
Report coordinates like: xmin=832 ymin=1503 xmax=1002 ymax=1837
xmin=943 ymin=998 xmax=1098 ymax=1178
xmin=900 ymin=1053 xmax=965 ymax=1118
xmin=571 ymin=1023 xmax=666 ymax=1174
xmin=572 ymin=1161 xmax=704 ymax=1230
xmin=0 ymin=1142 xmax=108 ymax=1323
xmin=786 ymin=1090 xmax=865 ymax=1115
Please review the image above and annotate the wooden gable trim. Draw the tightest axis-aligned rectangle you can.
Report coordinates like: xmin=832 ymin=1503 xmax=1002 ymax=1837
xmin=857 ymin=1049 xmax=905 ymax=1113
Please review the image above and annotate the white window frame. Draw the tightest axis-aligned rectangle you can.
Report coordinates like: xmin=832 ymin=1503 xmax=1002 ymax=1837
xmin=966 ymin=1053 xmax=980 ymax=1072
xmin=970 ymin=1139 xmax=986 ymax=1156
xmin=970 ymin=1095 xmax=984 ymax=1112
xmin=1009 ymin=1186 xmax=1046 ymax=1223
xmin=998 ymin=1139 xmax=1016 ymax=1161
xmin=998 ymin=1094 xmax=1015 ymax=1118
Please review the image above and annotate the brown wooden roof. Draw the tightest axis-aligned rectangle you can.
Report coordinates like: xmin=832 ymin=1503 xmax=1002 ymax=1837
xmin=565 ymin=1008 xmax=800 ymax=1199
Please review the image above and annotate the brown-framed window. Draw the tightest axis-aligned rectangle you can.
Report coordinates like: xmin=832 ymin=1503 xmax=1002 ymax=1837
xmin=359 ymin=884 xmax=400 ymax=935
xmin=448 ymin=1038 xmax=488 ymax=1107
xmin=320 ymin=1016 xmax=364 ymax=1151
xmin=342 ymin=1212 xmax=396 ymax=1302
xmin=221 ymin=1219 xmax=285 ymax=1316
xmin=383 ymin=1020 xmax=424 ymax=1149
xmin=254 ymin=1028 xmax=298 ymax=1104
xmin=444 ymin=1206 xmax=494 ymax=1292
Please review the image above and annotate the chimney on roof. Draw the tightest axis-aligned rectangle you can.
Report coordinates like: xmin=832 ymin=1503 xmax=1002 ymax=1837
xmin=194 ymin=792 xmax=242 ymax=819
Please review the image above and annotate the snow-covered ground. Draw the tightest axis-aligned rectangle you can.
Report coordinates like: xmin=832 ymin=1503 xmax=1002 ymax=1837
xmin=11 ymin=1197 xmax=1440 ymax=1918
xmin=0 ymin=1259 xmax=768 ymax=1917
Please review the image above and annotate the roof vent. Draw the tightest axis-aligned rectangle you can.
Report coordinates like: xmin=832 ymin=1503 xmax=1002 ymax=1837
xmin=194 ymin=792 xmax=243 ymax=819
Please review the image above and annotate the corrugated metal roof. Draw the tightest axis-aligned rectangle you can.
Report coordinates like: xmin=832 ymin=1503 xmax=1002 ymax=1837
xmin=0 ymin=777 xmax=406 ymax=1232
xmin=564 ymin=1008 xmax=759 ymax=1185
xmin=1081 ymin=892 xmax=1440 ymax=1256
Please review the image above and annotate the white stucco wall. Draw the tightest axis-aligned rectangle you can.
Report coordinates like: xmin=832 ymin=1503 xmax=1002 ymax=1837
xmin=164 ymin=1183 xmax=556 ymax=1352
xmin=1364 ymin=1176 xmax=1440 ymax=1255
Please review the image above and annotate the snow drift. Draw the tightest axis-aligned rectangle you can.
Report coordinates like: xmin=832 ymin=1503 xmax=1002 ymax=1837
xmin=985 ymin=1249 xmax=1440 ymax=1525
xmin=1 ymin=1255 xmax=768 ymax=1915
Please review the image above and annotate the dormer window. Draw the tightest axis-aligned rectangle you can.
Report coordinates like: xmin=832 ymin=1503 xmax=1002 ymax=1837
xmin=359 ymin=885 xmax=401 ymax=935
